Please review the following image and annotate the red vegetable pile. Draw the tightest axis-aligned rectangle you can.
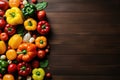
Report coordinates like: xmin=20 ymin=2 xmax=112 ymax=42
xmin=0 ymin=0 xmax=52 ymax=80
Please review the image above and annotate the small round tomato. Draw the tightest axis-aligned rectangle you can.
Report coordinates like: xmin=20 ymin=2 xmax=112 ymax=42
xmin=32 ymin=0 xmax=37 ymax=3
xmin=8 ymin=63 xmax=17 ymax=73
xmin=3 ymin=74 xmax=15 ymax=80
xmin=32 ymin=60 xmax=40 ymax=68
xmin=37 ymin=10 xmax=46 ymax=20
xmin=0 ymin=18 xmax=6 ymax=29
xmin=37 ymin=50 xmax=46 ymax=59
xmin=46 ymin=72 xmax=52 ymax=78
xmin=6 ymin=49 xmax=17 ymax=60
xmin=0 ymin=32 xmax=8 ymax=41
xmin=0 ymin=10 xmax=4 ymax=17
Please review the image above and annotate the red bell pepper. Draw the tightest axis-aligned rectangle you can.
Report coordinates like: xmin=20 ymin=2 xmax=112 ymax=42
xmin=37 ymin=21 xmax=50 ymax=35
xmin=17 ymin=62 xmax=31 ymax=76
xmin=4 ymin=24 xmax=16 ymax=35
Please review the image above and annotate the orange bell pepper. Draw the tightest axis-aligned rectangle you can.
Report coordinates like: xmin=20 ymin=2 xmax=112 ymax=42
xmin=35 ymin=36 xmax=47 ymax=48
xmin=17 ymin=43 xmax=37 ymax=62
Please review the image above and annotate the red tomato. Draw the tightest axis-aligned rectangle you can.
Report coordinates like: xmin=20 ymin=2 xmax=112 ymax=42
xmin=0 ymin=10 xmax=4 ymax=17
xmin=8 ymin=63 xmax=17 ymax=73
xmin=0 ymin=0 xmax=9 ymax=11
xmin=0 ymin=18 xmax=6 ymax=29
xmin=46 ymin=72 xmax=52 ymax=78
xmin=37 ymin=10 xmax=46 ymax=20
xmin=37 ymin=50 xmax=46 ymax=59
xmin=32 ymin=0 xmax=37 ymax=3
xmin=32 ymin=60 xmax=40 ymax=68
xmin=0 ymin=32 xmax=8 ymax=41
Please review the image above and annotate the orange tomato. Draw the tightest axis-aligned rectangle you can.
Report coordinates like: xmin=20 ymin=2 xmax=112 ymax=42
xmin=3 ymin=74 xmax=15 ymax=80
xmin=9 ymin=0 xmax=20 ymax=7
xmin=6 ymin=49 xmax=17 ymax=60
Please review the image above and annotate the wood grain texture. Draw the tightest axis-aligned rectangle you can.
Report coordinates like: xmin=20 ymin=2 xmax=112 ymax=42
xmin=37 ymin=0 xmax=120 ymax=80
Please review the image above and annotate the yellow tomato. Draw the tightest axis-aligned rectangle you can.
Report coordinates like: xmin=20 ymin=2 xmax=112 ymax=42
xmin=3 ymin=74 xmax=15 ymax=80
xmin=6 ymin=49 xmax=17 ymax=60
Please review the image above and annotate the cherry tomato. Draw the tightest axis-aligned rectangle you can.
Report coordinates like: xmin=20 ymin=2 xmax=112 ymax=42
xmin=0 ymin=10 xmax=4 ymax=17
xmin=3 ymin=74 xmax=15 ymax=80
xmin=8 ymin=63 xmax=17 ymax=73
xmin=32 ymin=0 xmax=37 ymax=3
xmin=37 ymin=50 xmax=46 ymax=59
xmin=0 ymin=0 xmax=9 ymax=11
xmin=37 ymin=10 xmax=46 ymax=20
xmin=0 ymin=18 xmax=6 ymax=29
xmin=0 ymin=32 xmax=8 ymax=41
xmin=46 ymin=72 xmax=52 ymax=78
xmin=32 ymin=60 xmax=40 ymax=68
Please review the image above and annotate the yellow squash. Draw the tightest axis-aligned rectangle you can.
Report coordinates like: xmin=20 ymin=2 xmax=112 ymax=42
xmin=8 ymin=34 xmax=22 ymax=49
xmin=0 ymin=41 xmax=6 ymax=54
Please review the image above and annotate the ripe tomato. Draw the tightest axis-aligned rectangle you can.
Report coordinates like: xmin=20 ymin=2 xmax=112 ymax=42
xmin=8 ymin=63 xmax=17 ymax=73
xmin=0 ymin=0 xmax=9 ymax=11
xmin=0 ymin=32 xmax=8 ymax=41
xmin=37 ymin=10 xmax=46 ymax=20
xmin=0 ymin=18 xmax=6 ymax=29
xmin=0 ymin=10 xmax=4 ymax=17
xmin=3 ymin=74 xmax=15 ymax=80
xmin=32 ymin=0 xmax=37 ymax=3
xmin=32 ymin=60 xmax=40 ymax=68
xmin=37 ymin=50 xmax=46 ymax=59
xmin=46 ymin=72 xmax=52 ymax=78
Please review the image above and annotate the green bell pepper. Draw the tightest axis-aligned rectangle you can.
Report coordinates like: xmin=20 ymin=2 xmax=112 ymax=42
xmin=22 ymin=3 xmax=36 ymax=17
xmin=0 ymin=60 xmax=8 ymax=74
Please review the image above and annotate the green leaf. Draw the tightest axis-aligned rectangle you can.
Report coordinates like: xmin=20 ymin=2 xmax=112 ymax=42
xmin=35 ymin=1 xmax=48 ymax=10
xmin=40 ymin=59 xmax=49 ymax=68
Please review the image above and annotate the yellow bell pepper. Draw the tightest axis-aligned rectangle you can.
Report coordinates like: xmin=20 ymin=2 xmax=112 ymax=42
xmin=5 ymin=7 xmax=23 ymax=25
xmin=24 ymin=18 xmax=37 ymax=31
xmin=32 ymin=68 xmax=45 ymax=80
xmin=0 ymin=41 xmax=6 ymax=54
xmin=8 ymin=34 xmax=22 ymax=49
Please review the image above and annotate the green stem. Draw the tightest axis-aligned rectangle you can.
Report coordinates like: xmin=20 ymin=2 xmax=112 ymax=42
xmin=40 ymin=40 xmax=43 ymax=44
xmin=21 ymin=66 xmax=26 ymax=70
xmin=28 ymin=21 xmax=32 ymax=26
xmin=36 ymin=71 xmax=40 ymax=76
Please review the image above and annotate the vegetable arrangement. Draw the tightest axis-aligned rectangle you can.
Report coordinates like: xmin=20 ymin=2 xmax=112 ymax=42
xmin=0 ymin=0 xmax=52 ymax=80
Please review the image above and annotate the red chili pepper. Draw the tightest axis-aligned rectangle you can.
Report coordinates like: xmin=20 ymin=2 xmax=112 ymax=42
xmin=37 ymin=21 xmax=50 ymax=35
xmin=17 ymin=62 xmax=31 ymax=76
xmin=4 ymin=24 xmax=16 ymax=36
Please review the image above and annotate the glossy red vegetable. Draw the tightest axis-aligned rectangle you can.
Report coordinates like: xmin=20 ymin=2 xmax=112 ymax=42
xmin=32 ymin=60 xmax=40 ymax=68
xmin=37 ymin=50 xmax=46 ymax=59
xmin=37 ymin=21 xmax=50 ymax=35
xmin=8 ymin=63 xmax=17 ymax=73
xmin=37 ymin=10 xmax=46 ymax=20
xmin=0 ymin=32 xmax=8 ymax=41
xmin=0 ymin=0 xmax=9 ymax=11
xmin=4 ymin=24 xmax=16 ymax=36
xmin=0 ymin=18 xmax=6 ymax=29
xmin=17 ymin=62 xmax=31 ymax=76
xmin=0 ymin=10 xmax=4 ymax=17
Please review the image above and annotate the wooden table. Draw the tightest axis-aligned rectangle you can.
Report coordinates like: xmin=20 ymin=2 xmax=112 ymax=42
xmin=43 ymin=0 xmax=120 ymax=80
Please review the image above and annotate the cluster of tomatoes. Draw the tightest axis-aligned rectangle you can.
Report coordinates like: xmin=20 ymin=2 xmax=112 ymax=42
xmin=0 ymin=0 xmax=52 ymax=80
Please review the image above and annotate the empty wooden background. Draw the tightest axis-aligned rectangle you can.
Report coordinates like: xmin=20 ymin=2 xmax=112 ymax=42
xmin=39 ymin=0 xmax=120 ymax=80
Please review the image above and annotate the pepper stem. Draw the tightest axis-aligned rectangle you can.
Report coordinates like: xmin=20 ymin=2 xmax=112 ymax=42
xmin=8 ymin=28 xmax=12 ymax=31
xmin=42 ymin=25 xmax=46 ymax=29
xmin=22 ymin=50 xmax=27 ymax=54
xmin=21 ymin=66 xmax=26 ymax=70
xmin=9 ymin=12 xmax=16 ymax=18
xmin=40 ymin=40 xmax=43 ymax=44
xmin=28 ymin=21 xmax=32 ymax=26
xmin=36 ymin=71 xmax=40 ymax=76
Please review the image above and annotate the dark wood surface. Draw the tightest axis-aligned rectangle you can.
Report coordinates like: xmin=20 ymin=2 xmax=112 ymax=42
xmin=41 ymin=0 xmax=120 ymax=80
